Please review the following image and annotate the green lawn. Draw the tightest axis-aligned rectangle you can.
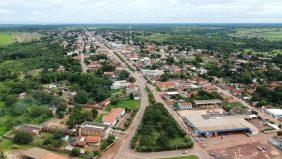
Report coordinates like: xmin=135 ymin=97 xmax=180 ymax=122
xmin=157 ymin=155 xmax=199 ymax=159
xmin=222 ymin=102 xmax=247 ymax=109
xmin=0 ymin=32 xmax=15 ymax=46
xmin=108 ymin=98 xmax=140 ymax=110
xmin=95 ymin=112 xmax=107 ymax=123
xmin=230 ymin=28 xmax=282 ymax=41
xmin=0 ymin=132 xmax=53 ymax=151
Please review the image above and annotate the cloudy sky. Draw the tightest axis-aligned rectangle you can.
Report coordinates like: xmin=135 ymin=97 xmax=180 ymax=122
xmin=0 ymin=0 xmax=281 ymax=24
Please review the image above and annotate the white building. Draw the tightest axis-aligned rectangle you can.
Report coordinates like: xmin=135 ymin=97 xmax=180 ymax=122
xmin=265 ymin=109 xmax=282 ymax=119
xmin=140 ymin=69 xmax=164 ymax=77
xmin=111 ymin=80 xmax=130 ymax=90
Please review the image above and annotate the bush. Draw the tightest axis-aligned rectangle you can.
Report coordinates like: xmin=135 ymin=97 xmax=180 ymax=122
xmin=70 ymin=147 xmax=80 ymax=156
xmin=13 ymin=131 xmax=33 ymax=144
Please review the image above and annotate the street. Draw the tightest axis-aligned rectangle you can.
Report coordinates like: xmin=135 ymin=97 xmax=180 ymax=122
xmin=94 ymin=36 xmax=210 ymax=159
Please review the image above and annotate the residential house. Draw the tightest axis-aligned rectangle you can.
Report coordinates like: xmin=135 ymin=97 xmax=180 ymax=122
xmin=157 ymin=81 xmax=176 ymax=91
xmin=75 ymin=135 xmax=101 ymax=147
xmin=14 ymin=124 xmax=43 ymax=135
xmin=140 ymin=69 xmax=164 ymax=77
xmin=102 ymin=108 xmax=125 ymax=126
xmin=178 ymin=102 xmax=193 ymax=110
xmin=111 ymin=80 xmax=130 ymax=89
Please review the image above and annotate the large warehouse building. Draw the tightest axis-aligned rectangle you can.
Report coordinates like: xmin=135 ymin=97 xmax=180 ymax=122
xmin=179 ymin=109 xmax=259 ymax=136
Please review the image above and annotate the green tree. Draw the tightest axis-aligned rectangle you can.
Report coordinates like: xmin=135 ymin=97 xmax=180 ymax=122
xmin=74 ymin=90 xmax=89 ymax=104
xmin=13 ymin=131 xmax=33 ymax=144
xmin=70 ymin=147 xmax=80 ymax=156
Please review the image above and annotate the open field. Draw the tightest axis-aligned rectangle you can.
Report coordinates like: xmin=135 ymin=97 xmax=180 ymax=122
xmin=222 ymin=102 xmax=247 ymax=109
xmin=157 ymin=155 xmax=199 ymax=159
xmin=230 ymin=28 xmax=282 ymax=41
xmin=0 ymin=132 xmax=53 ymax=151
xmin=0 ymin=31 xmax=42 ymax=46
xmin=0 ymin=32 xmax=14 ymax=46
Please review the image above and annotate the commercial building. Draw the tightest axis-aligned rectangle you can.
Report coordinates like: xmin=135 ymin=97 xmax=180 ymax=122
xmin=21 ymin=147 xmax=69 ymax=159
xmin=269 ymin=136 xmax=282 ymax=150
xmin=179 ymin=109 xmax=258 ymax=136
xmin=265 ymin=109 xmax=282 ymax=119
xmin=79 ymin=122 xmax=111 ymax=139
xmin=193 ymin=99 xmax=222 ymax=109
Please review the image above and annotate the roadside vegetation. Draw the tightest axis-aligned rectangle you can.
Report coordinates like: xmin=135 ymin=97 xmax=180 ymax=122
xmin=157 ymin=155 xmax=199 ymax=159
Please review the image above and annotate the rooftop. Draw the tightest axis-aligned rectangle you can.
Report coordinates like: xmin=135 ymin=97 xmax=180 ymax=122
xmin=178 ymin=109 xmax=258 ymax=134
xmin=22 ymin=147 xmax=69 ymax=159
xmin=81 ymin=122 xmax=110 ymax=131
xmin=193 ymin=99 xmax=222 ymax=105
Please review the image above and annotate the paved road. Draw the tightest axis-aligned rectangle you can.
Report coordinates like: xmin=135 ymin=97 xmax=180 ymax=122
xmin=80 ymin=53 xmax=87 ymax=73
xmin=96 ymin=38 xmax=209 ymax=159
xmin=215 ymin=85 xmax=281 ymax=124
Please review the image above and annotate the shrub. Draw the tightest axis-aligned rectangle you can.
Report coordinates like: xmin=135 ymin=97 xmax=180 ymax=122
xmin=70 ymin=147 xmax=80 ymax=156
xmin=13 ymin=131 xmax=33 ymax=144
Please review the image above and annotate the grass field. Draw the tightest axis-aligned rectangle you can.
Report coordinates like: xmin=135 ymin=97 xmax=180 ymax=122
xmin=0 ymin=32 xmax=15 ymax=46
xmin=0 ymin=132 xmax=53 ymax=151
xmin=157 ymin=155 xmax=199 ymax=159
xmin=108 ymin=98 xmax=140 ymax=110
xmin=230 ymin=28 xmax=282 ymax=41
xmin=0 ymin=31 xmax=42 ymax=46
xmin=222 ymin=102 xmax=247 ymax=110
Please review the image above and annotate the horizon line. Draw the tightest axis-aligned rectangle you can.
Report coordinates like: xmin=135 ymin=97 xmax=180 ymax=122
xmin=1 ymin=22 xmax=282 ymax=25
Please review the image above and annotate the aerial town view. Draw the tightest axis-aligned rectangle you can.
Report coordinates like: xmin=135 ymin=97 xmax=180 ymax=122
xmin=0 ymin=0 xmax=281 ymax=159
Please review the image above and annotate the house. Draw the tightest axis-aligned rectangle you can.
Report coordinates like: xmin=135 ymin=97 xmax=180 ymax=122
xmin=79 ymin=122 xmax=111 ymax=139
xmin=75 ymin=135 xmax=101 ymax=147
xmin=126 ymin=84 xmax=139 ymax=96
xmin=102 ymin=108 xmax=125 ymax=126
xmin=111 ymin=80 xmax=130 ymax=89
xmin=157 ymin=81 xmax=176 ymax=91
xmin=269 ymin=136 xmax=282 ymax=150
xmin=21 ymin=147 xmax=69 ymax=159
xmin=104 ymin=72 xmax=116 ymax=78
xmin=140 ymin=69 xmax=164 ymax=77
xmin=178 ymin=102 xmax=193 ymax=110
xmin=14 ymin=124 xmax=43 ymax=135
xmin=102 ymin=98 xmax=111 ymax=107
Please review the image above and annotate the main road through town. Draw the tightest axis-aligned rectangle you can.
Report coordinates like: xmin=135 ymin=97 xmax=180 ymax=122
xmin=94 ymin=35 xmax=210 ymax=159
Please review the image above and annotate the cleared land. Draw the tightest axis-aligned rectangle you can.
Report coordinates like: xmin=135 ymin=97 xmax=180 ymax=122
xmin=0 ymin=32 xmax=42 ymax=46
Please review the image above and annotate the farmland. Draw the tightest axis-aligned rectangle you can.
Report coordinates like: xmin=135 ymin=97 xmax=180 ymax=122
xmin=0 ymin=31 xmax=42 ymax=46
xmin=0 ymin=32 xmax=14 ymax=46
xmin=230 ymin=28 xmax=282 ymax=41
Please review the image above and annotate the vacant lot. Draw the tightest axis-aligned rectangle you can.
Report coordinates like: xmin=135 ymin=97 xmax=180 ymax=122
xmin=108 ymin=98 xmax=140 ymax=110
